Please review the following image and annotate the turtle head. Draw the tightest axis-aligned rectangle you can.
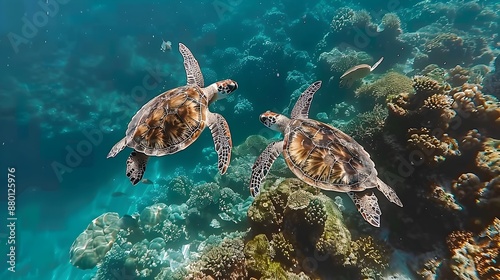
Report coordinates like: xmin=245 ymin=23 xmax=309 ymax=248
xmin=213 ymin=79 xmax=238 ymax=101
xmin=260 ymin=111 xmax=288 ymax=133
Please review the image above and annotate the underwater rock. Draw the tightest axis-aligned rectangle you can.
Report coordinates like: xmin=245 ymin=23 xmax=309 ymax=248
xmin=69 ymin=212 xmax=121 ymax=269
xmin=187 ymin=238 xmax=247 ymax=279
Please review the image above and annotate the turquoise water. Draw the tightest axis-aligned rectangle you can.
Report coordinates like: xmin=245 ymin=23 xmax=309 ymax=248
xmin=1 ymin=0 xmax=499 ymax=279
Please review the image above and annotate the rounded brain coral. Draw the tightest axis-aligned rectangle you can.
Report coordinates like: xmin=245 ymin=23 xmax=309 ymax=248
xmin=69 ymin=212 xmax=121 ymax=269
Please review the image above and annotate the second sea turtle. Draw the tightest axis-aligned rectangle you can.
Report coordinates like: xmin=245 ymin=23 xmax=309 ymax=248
xmin=249 ymin=81 xmax=402 ymax=227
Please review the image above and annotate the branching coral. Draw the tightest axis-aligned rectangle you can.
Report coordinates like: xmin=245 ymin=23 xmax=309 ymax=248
xmin=451 ymin=83 xmax=500 ymax=127
xmin=167 ymin=175 xmax=194 ymax=204
xmin=244 ymin=234 xmax=288 ymax=279
xmin=270 ymin=232 xmax=296 ymax=267
xmin=304 ymin=198 xmax=327 ymax=227
xmin=330 ymin=8 xmax=355 ymax=33
xmin=407 ymin=127 xmax=460 ymax=164
xmin=379 ymin=13 xmax=402 ymax=36
xmin=343 ymin=104 xmax=388 ymax=142
xmin=196 ymin=238 xmax=247 ymax=279
xmin=445 ymin=218 xmax=500 ymax=279
xmin=423 ymin=33 xmax=467 ymax=67
xmin=139 ymin=203 xmax=185 ymax=243
xmin=186 ymin=182 xmax=221 ymax=211
xmin=413 ymin=75 xmax=446 ymax=97
xmin=346 ymin=236 xmax=393 ymax=279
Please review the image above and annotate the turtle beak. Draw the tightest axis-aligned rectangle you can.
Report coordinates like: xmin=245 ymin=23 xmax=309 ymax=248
xmin=227 ymin=80 xmax=238 ymax=92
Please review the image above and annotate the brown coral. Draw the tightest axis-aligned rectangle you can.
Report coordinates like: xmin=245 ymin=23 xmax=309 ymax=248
xmin=447 ymin=65 xmax=470 ymax=87
xmin=452 ymin=173 xmax=484 ymax=206
xmin=445 ymin=218 xmax=500 ymax=279
xmin=429 ymin=183 xmax=462 ymax=211
xmin=460 ymin=129 xmax=484 ymax=151
xmin=476 ymin=138 xmax=500 ymax=177
xmin=407 ymin=127 xmax=460 ymax=164
xmin=413 ymin=75 xmax=446 ymax=97
xmin=346 ymin=236 xmax=393 ymax=279
xmin=451 ymin=83 xmax=500 ymax=126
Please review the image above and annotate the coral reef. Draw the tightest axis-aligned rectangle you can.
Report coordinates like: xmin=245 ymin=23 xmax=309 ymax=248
xmin=245 ymin=178 xmax=398 ymax=278
xmin=355 ymin=72 xmax=413 ymax=102
xmin=407 ymin=127 xmax=460 ymax=164
xmin=317 ymin=47 xmax=372 ymax=85
xmin=483 ymin=54 xmax=500 ymax=98
xmin=187 ymin=238 xmax=247 ymax=279
xmin=445 ymin=218 xmax=500 ymax=280
xmin=69 ymin=212 xmax=122 ymax=269
xmin=345 ymin=236 xmax=393 ymax=279
xmin=340 ymin=103 xmax=387 ymax=144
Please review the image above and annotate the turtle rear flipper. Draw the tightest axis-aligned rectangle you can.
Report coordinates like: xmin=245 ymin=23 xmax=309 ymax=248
xmin=107 ymin=137 xmax=127 ymax=158
xmin=126 ymin=151 xmax=149 ymax=185
xmin=348 ymin=191 xmax=382 ymax=227
xmin=376 ymin=178 xmax=403 ymax=207
xmin=207 ymin=112 xmax=232 ymax=175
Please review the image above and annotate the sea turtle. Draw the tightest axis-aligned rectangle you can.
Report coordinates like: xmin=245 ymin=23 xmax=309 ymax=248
xmin=249 ymin=81 xmax=402 ymax=227
xmin=339 ymin=57 xmax=384 ymax=87
xmin=107 ymin=43 xmax=238 ymax=185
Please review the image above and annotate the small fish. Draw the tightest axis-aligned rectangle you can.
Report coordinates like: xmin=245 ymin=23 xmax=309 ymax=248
xmin=111 ymin=191 xmax=127 ymax=197
xmin=209 ymin=218 xmax=221 ymax=228
xmin=160 ymin=39 xmax=172 ymax=52
xmin=181 ymin=244 xmax=190 ymax=260
xmin=218 ymin=212 xmax=232 ymax=221
xmin=141 ymin=178 xmax=154 ymax=184
xmin=118 ymin=214 xmax=139 ymax=229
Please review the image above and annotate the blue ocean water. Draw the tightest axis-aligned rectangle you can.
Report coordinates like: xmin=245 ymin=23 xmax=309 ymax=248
xmin=1 ymin=0 xmax=499 ymax=279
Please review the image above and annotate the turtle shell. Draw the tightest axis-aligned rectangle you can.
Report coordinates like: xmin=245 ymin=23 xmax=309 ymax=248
xmin=125 ymin=85 xmax=208 ymax=156
xmin=283 ymin=118 xmax=377 ymax=193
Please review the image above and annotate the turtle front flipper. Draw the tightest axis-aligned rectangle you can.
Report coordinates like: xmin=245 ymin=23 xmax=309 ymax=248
xmin=126 ymin=151 xmax=149 ymax=185
xmin=179 ymin=43 xmax=204 ymax=87
xmin=348 ymin=191 xmax=382 ymax=227
xmin=207 ymin=112 xmax=232 ymax=175
xmin=107 ymin=137 xmax=127 ymax=158
xmin=290 ymin=81 xmax=322 ymax=119
xmin=376 ymin=178 xmax=403 ymax=207
xmin=250 ymin=141 xmax=283 ymax=197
